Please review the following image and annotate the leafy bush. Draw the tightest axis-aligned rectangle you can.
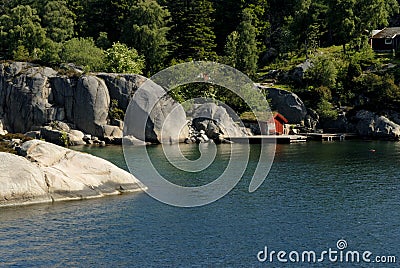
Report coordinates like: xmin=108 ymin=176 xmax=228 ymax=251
xmin=109 ymin=99 xmax=125 ymax=121
xmin=316 ymin=99 xmax=338 ymax=121
xmin=305 ymin=54 xmax=338 ymax=89
xmin=353 ymin=73 xmax=400 ymax=111
xmin=105 ymin=42 xmax=145 ymax=74
xmin=60 ymin=38 xmax=105 ymax=71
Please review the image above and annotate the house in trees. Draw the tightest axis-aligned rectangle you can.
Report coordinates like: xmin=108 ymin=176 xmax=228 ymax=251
xmin=370 ymin=27 xmax=400 ymax=52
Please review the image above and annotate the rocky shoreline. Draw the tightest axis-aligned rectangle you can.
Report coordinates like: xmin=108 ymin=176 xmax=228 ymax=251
xmin=0 ymin=140 xmax=145 ymax=208
xmin=1 ymin=61 xmax=399 ymax=144
xmin=1 ymin=61 xmax=400 ymax=207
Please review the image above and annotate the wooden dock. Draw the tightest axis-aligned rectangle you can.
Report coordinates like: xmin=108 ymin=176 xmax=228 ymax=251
xmin=227 ymin=135 xmax=308 ymax=144
xmin=303 ymin=133 xmax=359 ymax=141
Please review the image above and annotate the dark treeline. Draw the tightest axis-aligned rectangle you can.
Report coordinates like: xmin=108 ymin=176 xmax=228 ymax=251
xmin=1 ymin=0 xmax=399 ymax=74
xmin=1 ymin=0 xmax=400 ymax=116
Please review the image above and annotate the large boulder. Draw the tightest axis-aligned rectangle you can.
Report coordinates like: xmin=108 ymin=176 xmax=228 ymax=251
xmin=73 ymin=75 xmax=110 ymax=137
xmin=0 ymin=62 xmax=57 ymax=133
xmin=286 ymin=61 xmax=312 ymax=85
xmin=261 ymin=87 xmax=307 ymax=124
xmin=0 ymin=140 xmax=145 ymax=207
xmin=0 ymin=118 xmax=7 ymax=135
xmin=354 ymin=110 xmax=400 ymax=140
xmin=188 ymin=103 xmax=245 ymax=139
xmin=39 ymin=124 xmax=86 ymax=146
xmin=97 ymin=73 xmax=146 ymax=110
xmin=49 ymin=76 xmax=77 ymax=122
xmin=0 ymin=152 xmax=52 ymax=207
xmin=124 ymin=80 xmax=189 ymax=143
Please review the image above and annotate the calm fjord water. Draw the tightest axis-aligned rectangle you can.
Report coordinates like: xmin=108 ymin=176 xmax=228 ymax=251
xmin=0 ymin=141 xmax=399 ymax=267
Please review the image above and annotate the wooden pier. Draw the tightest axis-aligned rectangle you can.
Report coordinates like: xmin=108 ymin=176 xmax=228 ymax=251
xmin=303 ymin=133 xmax=358 ymax=141
xmin=227 ymin=135 xmax=308 ymax=144
xmin=227 ymin=133 xmax=359 ymax=144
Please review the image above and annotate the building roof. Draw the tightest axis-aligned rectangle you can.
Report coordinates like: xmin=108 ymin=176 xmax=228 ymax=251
xmin=372 ymin=27 xmax=400 ymax=39
xmin=273 ymin=113 xmax=288 ymax=124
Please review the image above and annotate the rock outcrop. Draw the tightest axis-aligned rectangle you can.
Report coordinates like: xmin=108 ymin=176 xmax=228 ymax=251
xmin=0 ymin=62 xmax=58 ymax=133
xmin=353 ymin=110 xmax=400 ymax=140
xmin=97 ymin=73 xmax=146 ymax=110
xmin=0 ymin=62 xmax=143 ymax=143
xmin=73 ymin=75 xmax=110 ymax=137
xmin=0 ymin=62 xmax=191 ymax=144
xmin=0 ymin=140 xmax=144 ymax=207
xmin=0 ymin=119 xmax=7 ymax=135
xmin=188 ymin=103 xmax=246 ymax=140
xmin=124 ymin=80 xmax=189 ymax=143
xmin=39 ymin=122 xmax=86 ymax=146
xmin=0 ymin=152 xmax=51 ymax=207
xmin=260 ymin=86 xmax=308 ymax=124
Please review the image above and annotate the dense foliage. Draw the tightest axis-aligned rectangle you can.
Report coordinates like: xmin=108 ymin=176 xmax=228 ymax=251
xmin=1 ymin=0 xmax=400 ymax=115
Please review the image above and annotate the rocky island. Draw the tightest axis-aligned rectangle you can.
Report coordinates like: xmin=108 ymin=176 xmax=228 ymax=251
xmin=0 ymin=139 xmax=144 ymax=207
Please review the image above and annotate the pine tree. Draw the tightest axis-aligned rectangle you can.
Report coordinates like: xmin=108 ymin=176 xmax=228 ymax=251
xmin=223 ymin=31 xmax=239 ymax=67
xmin=213 ymin=0 xmax=242 ymax=54
xmin=166 ymin=0 xmax=217 ymax=61
xmin=42 ymin=1 xmax=75 ymax=43
xmin=0 ymin=5 xmax=46 ymax=59
xmin=236 ymin=8 xmax=258 ymax=76
xmin=122 ymin=0 xmax=170 ymax=74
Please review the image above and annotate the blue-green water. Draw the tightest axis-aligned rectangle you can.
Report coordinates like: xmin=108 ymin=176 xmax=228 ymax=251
xmin=0 ymin=141 xmax=399 ymax=267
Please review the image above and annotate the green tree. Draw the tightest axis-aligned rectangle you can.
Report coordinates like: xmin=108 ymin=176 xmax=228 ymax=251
xmin=241 ymin=0 xmax=270 ymax=51
xmin=40 ymin=38 xmax=62 ymax=64
xmin=327 ymin=0 xmax=356 ymax=53
xmin=96 ymin=32 xmax=111 ymax=50
xmin=291 ymin=0 xmax=328 ymax=57
xmin=61 ymin=37 xmax=104 ymax=71
xmin=213 ymin=0 xmax=242 ymax=54
xmin=0 ymin=5 xmax=46 ymax=59
xmin=327 ymin=0 xmax=399 ymax=52
xmin=105 ymin=42 xmax=145 ymax=74
xmin=223 ymin=31 xmax=239 ymax=67
xmin=42 ymin=1 xmax=75 ymax=43
xmin=166 ymin=0 xmax=217 ymax=61
xmin=122 ymin=0 xmax=170 ymax=74
xmin=236 ymin=8 xmax=258 ymax=76
xmin=353 ymin=73 xmax=400 ymax=111
xmin=305 ymin=54 xmax=339 ymax=89
xmin=352 ymin=0 xmax=399 ymax=49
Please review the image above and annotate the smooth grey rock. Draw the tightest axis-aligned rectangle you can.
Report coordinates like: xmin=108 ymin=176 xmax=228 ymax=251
xmin=40 ymin=126 xmax=68 ymax=146
xmin=286 ymin=60 xmax=312 ymax=85
xmin=50 ymin=121 xmax=70 ymax=132
xmin=1 ymin=65 xmax=55 ymax=132
xmin=103 ymin=125 xmax=123 ymax=144
xmin=2 ymin=140 xmax=145 ymax=207
xmin=49 ymin=76 xmax=76 ymax=122
xmin=123 ymin=135 xmax=149 ymax=146
xmin=0 ymin=152 xmax=51 ymax=207
xmin=189 ymin=103 xmax=245 ymax=139
xmin=124 ymin=80 xmax=189 ymax=143
xmin=261 ymin=87 xmax=307 ymax=124
xmin=40 ymin=126 xmax=85 ymax=146
xmin=375 ymin=116 xmax=400 ymax=138
xmin=74 ymin=75 xmax=110 ymax=137
xmin=261 ymin=48 xmax=278 ymax=63
xmin=0 ymin=119 xmax=7 ymax=135
xmin=69 ymin=129 xmax=86 ymax=146
xmin=354 ymin=110 xmax=400 ymax=139
xmin=97 ymin=73 xmax=146 ymax=110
